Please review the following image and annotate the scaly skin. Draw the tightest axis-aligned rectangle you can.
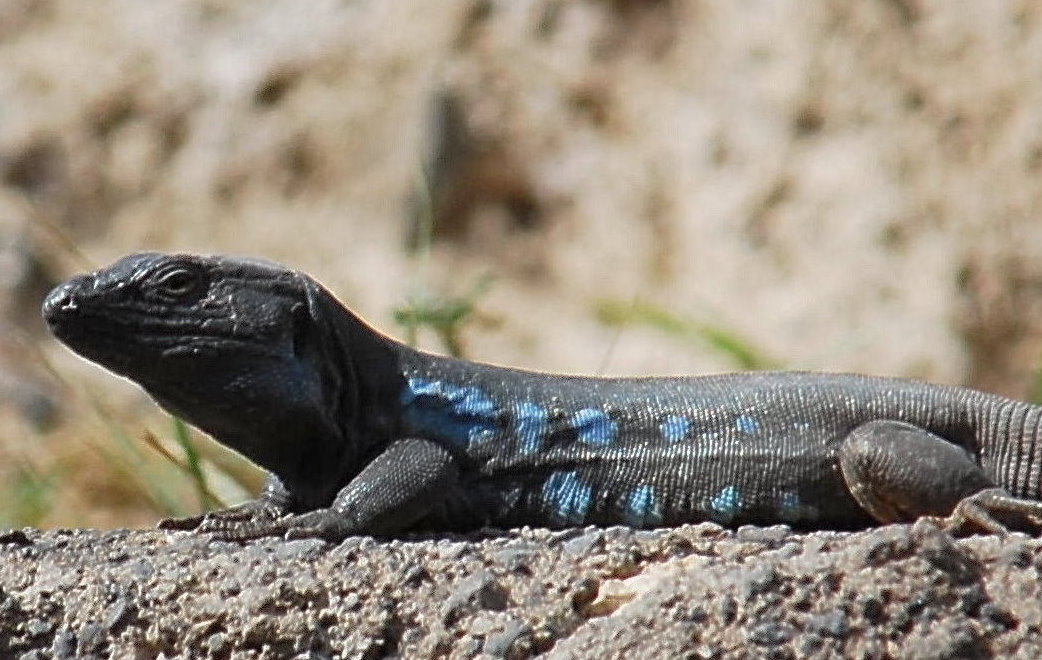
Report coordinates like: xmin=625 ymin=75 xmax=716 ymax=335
xmin=42 ymin=253 xmax=1042 ymax=540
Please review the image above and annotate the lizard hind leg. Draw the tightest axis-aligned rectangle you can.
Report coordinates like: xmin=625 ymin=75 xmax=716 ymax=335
xmin=838 ymin=420 xmax=995 ymax=525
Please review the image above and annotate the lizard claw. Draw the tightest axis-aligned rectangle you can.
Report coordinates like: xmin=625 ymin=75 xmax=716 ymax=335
xmin=283 ymin=526 xmax=316 ymax=541
xmin=206 ymin=525 xmax=285 ymax=543
xmin=204 ymin=519 xmax=308 ymax=543
xmin=158 ymin=513 xmax=209 ymax=531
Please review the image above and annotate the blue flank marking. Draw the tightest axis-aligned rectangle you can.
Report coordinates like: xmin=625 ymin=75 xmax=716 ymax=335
xmin=623 ymin=484 xmax=663 ymax=527
xmin=659 ymin=415 xmax=690 ymax=442
xmin=735 ymin=414 xmax=759 ymax=434
xmin=542 ymin=471 xmax=593 ymax=525
xmin=514 ymin=401 xmax=549 ymax=455
xmin=400 ymin=378 xmax=500 ymax=450
xmin=777 ymin=491 xmax=801 ymax=522
xmin=709 ymin=485 xmax=744 ymax=522
xmin=571 ymin=408 xmax=617 ymax=446
xmin=777 ymin=490 xmax=818 ymax=523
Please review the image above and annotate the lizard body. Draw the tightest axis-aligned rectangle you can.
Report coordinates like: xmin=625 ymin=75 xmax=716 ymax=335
xmin=42 ymin=253 xmax=1042 ymax=540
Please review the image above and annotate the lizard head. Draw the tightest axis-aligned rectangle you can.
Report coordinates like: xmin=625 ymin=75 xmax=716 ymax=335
xmin=43 ymin=252 xmax=310 ymax=379
xmin=44 ymin=251 xmax=402 ymax=496
xmin=42 ymin=252 xmax=355 ymax=470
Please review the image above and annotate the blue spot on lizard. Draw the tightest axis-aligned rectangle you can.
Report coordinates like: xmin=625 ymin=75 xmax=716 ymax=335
xmin=513 ymin=401 xmax=549 ymax=455
xmin=622 ymin=484 xmax=663 ymax=527
xmin=400 ymin=377 xmax=500 ymax=450
xmin=735 ymin=414 xmax=759 ymax=434
xmin=542 ymin=471 xmax=593 ymax=525
xmin=776 ymin=490 xmax=819 ymax=523
xmin=570 ymin=408 xmax=617 ymax=446
xmin=659 ymin=415 xmax=690 ymax=442
xmin=709 ymin=485 xmax=744 ymax=523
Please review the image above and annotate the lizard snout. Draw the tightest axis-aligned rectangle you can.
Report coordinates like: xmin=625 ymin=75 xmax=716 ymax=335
xmin=41 ymin=279 xmax=86 ymax=327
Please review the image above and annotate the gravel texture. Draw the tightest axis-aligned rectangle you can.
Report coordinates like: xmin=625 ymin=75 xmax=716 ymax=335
xmin=0 ymin=521 xmax=1039 ymax=658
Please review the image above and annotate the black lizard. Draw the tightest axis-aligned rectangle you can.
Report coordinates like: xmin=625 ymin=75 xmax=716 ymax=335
xmin=41 ymin=253 xmax=1042 ymax=540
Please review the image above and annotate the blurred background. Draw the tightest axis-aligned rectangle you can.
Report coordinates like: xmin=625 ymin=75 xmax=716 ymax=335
xmin=2 ymin=0 xmax=1042 ymax=529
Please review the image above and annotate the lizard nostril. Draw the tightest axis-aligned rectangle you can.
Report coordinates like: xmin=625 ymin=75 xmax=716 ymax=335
xmin=42 ymin=283 xmax=79 ymax=324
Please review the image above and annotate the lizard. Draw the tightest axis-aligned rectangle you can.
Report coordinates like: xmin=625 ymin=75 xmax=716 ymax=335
xmin=41 ymin=252 xmax=1042 ymax=541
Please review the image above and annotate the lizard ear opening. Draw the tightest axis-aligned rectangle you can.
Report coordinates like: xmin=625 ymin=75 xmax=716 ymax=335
xmin=292 ymin=279 xmax=327 ymax=361
xmin=294 ymin=276 xmax=348 ymax=364
xmin=289 ymin=277 xmax=325 ymax=362
xmin=291 ymin=299 xmax=313 ymax=360
xmin=294 ymin=276 xmax=362 ymax=422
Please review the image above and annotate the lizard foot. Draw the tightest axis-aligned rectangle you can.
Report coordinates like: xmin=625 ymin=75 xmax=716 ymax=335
xmin=201 ymin=509 xmax=353 ymax=543
xmin=939 ymin=488 xmax=1042 ymax=536
xmin=158 ymin=500 xmax=285 ymax=534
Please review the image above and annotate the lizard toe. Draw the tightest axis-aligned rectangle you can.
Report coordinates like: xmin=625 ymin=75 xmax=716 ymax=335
xmin=158 ymin=514 xmax=207 ymax=531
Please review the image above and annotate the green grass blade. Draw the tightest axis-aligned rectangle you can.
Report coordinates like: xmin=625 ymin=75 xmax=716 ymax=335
xmin=393 ymin=275 xmax=493 ymax=358
xmin=595 ymin=299 xmax=779 ymax=370
xmin=0 ymin=460 xmax=56 ymax=527
xmin=99 ymin=415 xmax=185 ymax=517
xmin=170 ymin=417 xmax=220 ymax=512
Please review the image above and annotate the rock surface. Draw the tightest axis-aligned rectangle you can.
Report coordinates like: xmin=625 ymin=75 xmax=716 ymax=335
xmin=0 ymin=522 xmax=1039 ymax=658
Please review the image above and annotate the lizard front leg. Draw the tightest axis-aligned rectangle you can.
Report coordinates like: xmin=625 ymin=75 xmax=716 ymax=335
xmin=839 ymin=420 xmax=1042 ymax=533
xmin=204 ymin=437 xmax=460 ymax=542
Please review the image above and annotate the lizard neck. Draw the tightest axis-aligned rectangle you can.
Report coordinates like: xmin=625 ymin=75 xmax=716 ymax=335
xmin=396 ymin=351 xmax=504 ymax=454
xmin=392 ymin=349 xmax=562 ymax=460
xmin=271 ymin=289 xmax=409 ymax=506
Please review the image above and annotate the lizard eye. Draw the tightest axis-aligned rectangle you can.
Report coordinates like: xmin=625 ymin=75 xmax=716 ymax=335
xmin=150 ymin=265 xmax=204 ymax=300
